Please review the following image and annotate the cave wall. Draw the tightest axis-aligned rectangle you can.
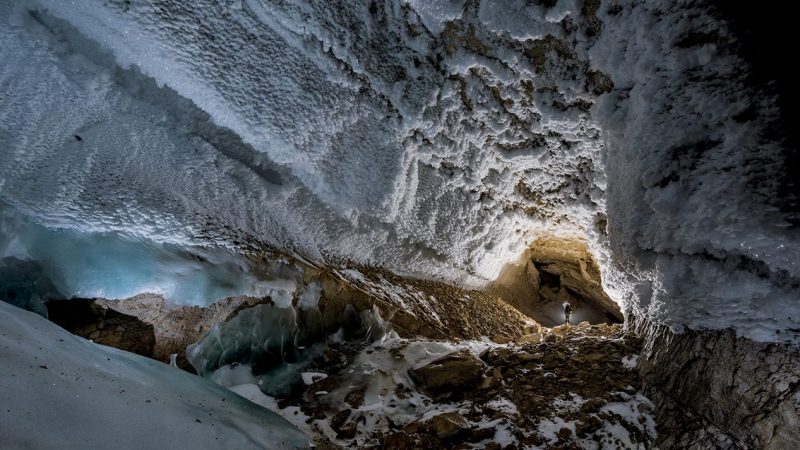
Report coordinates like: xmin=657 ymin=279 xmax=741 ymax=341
xmin=631 ymin=315 xmax=800 ymax=449
xmin=591 ymin=0 xmax=800 ymax=343
xmin=3 ymin=0 xmax=794 ymax=338
xmin=2 ymin=1 xmax=799 ymax=446
xmin=591 ymin=2 xmax=800 ymax=446
xmin=0 ymin=0 xmax=615 ymax=286
xmin=489 ymin=236 xmax=621 ymax=326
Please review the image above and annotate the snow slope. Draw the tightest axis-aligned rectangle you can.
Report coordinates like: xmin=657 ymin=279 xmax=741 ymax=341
xmin=0 ymin=301 xmax=310 ymax=449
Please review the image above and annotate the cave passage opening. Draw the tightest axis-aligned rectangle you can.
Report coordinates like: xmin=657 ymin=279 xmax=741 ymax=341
xmin=489 ymin=236 xmax=623 ymax=327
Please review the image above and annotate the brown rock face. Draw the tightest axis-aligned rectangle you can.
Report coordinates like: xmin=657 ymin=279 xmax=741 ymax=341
xmin=430 ymin=412 xmax=470 ymax=439
xmin=44 ymin=295 xmax=280 ymax=371
xmin=382 ymin=431 xmax=425 ymax=450
xmin=318 ymin=266 xmax=533 ymax=341
xmin=632 ymin=316 xmax=800 ymax=449
xmin=330 ymin=409 xmax=357 ymax=439
xmin=45 ymin=299 xmax=155 ymax=357
xmin=408 ymin=351 xmax=484 ymax=399
xmin=102 ymin=294 xmax=271 ymax=369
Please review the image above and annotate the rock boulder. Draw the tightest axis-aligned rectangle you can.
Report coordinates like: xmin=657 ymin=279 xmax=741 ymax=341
xmin=408 ymin=351 xmax=484 ymax=399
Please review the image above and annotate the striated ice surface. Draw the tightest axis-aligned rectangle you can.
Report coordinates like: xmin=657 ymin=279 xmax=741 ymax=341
xmin=0 ymin=301 xmax=310 ymax=449
xmin=0 ymin=208 xmax=288 ymax=306
xmin=0 ymin=0 xmax=798 ymax=341
xmin=0 ymin=0 xmax=605 ymax=285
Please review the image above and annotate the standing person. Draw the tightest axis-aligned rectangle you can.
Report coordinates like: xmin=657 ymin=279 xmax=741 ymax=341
xmin=563 ymin=302 xmax=573 ymax=325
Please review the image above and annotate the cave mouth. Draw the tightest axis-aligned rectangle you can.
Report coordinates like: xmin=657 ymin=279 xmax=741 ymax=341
xmin=490 ymin=236 xmax=623 ymax=327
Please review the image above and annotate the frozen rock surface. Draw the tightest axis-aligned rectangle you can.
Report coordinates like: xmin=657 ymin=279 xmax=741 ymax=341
xmin=103 ymin=293 xmax=274 ymax=368
xmin=407 ymin=350 xmax=485 ymax=399
xmin=175 ymin=267 xmax=539 ymax=405
xmin=0 ymin=301 xmax=310 ymax=449
xmin=633 ymin=316 xmax=800 ymax=449
xmin=45 ymin=298 xmax=156 ymax=357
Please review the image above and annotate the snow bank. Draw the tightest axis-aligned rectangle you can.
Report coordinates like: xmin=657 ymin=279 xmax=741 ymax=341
xmin=0 ymin=301 xmax=310 ymax=449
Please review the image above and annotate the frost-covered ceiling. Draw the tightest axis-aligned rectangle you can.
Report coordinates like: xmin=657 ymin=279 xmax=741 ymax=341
xmin=1 ymin=0 xmax=798 ymax=342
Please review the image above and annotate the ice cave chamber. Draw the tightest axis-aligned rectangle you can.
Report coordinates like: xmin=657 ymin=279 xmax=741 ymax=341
xmin=0 ymin=0 xmax=798 ymax=449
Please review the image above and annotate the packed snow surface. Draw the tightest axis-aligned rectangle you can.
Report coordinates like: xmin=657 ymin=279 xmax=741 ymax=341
xmin=1 ymin=0 xmax=798 ymax=341
xmin=0 ymin=301 xmax=310 ymax=449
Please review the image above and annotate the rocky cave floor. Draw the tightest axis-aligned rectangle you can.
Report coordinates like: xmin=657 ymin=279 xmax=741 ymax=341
xmin=257 ymin=322 xmax=655 ymax=449
xmin=42 ymin=263 xmax=658 ymax=449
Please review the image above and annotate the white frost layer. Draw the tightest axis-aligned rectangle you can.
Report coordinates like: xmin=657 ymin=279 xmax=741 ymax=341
xmin=301 ymin=372 xmax=328 ymax=385
xmin=0 ymin=301 xmax=310 ymax=449
xmin=0 ymin=0 xmax=603 ymax=288
xmin=485 ymin=398 xmax=520 ymax=416
xmin=537 ymin=391 xmax=656 ymax=450
xmin=403 ymin=0 xmax=466 ymax=35
xmin=589 ymin=2 xmax=800 ymax=342
xmin=1 ymin=0 xmax=798 ymax=341
xmin=621 ymin=355 xmax=638 ymax=370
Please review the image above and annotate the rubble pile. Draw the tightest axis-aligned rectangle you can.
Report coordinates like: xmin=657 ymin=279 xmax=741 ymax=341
xmin=269 ymin=322 xmax=655 ymax=449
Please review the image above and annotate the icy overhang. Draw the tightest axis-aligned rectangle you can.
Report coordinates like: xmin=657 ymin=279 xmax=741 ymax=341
xmin=1 ymin=0 xmax=798 ymax=342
